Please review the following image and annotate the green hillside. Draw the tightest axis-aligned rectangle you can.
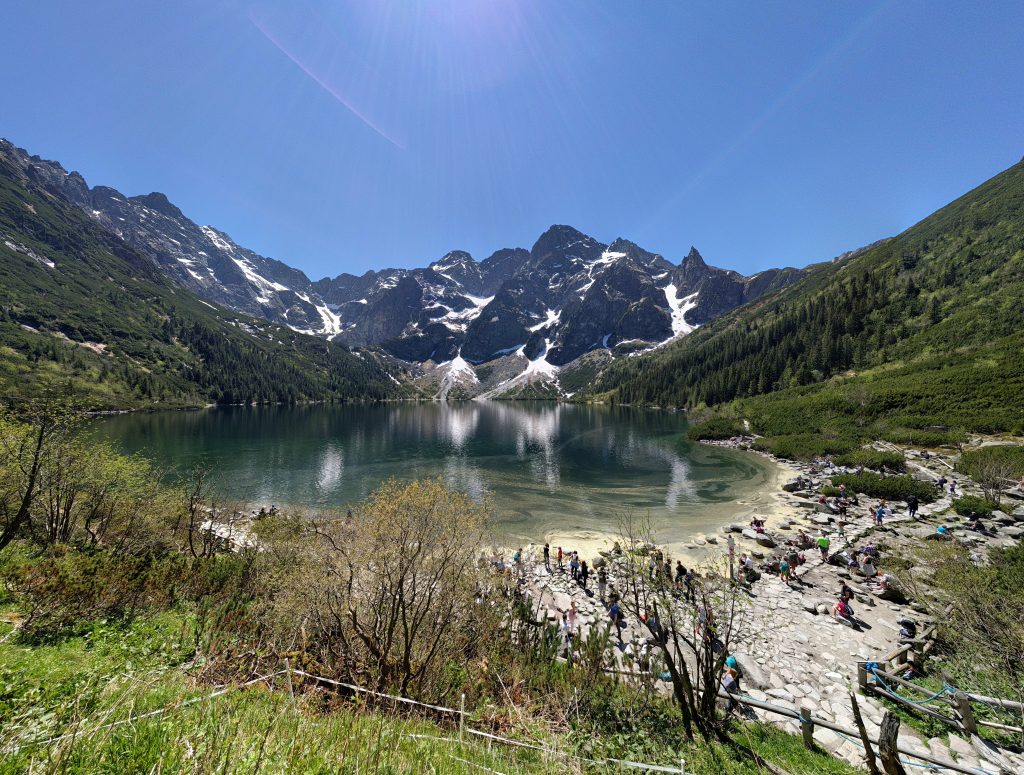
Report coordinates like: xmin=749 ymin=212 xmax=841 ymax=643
xmin=591 ymin=158 xmax=1024 ymax=450
xmin=0 ymin=154 xmax=403 ymax=410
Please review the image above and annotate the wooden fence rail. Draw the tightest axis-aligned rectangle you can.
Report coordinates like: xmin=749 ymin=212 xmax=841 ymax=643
xmin=716 ymin=690 xmax=999 ymax=775
xmin=857 ymin=663 xmax=1024 ymax=738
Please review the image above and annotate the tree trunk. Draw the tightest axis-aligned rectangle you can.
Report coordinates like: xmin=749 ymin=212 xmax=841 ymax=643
xmin=878 ymin=711 xmax=907 ymax=775
xmin=0 ymin=424 xmax=46 ymax=551
xmin=850 ymin=691 xmax=881 ymax=775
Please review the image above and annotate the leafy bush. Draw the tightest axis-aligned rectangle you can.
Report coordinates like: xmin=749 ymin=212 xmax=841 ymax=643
xmin=952 ymin=496 xmax=999 ymax=518
xmin=958 ymin=445 xmax=1024 ymax=479
xmin=820 ymin=486 xmax=842 ymax=497
xmin=880 ymin=427 xmax=968 ymax=448
xmin=835 ymin=449 xmax=906 ymax=472
xmin=752 ymin=433 xmax=858 ymax=461
xmin=2 ymin=548 xmax=172 ymax=636
xmin=830 ymin=472 xmax=937 ymax=503
xmin=956 ymin=445 xmax=1024 ymax=504
xmin=899 ymin=543 xmax=1024 ymax=715
xmin=686 ymin=416 xmax=745 ymax=441
xmin=1 ymin=546 xmax=252 ymax=637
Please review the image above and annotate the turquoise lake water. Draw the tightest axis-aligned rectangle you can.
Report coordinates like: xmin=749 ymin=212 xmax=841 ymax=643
xmin=94 ymin=403 xmax=777 ymax=550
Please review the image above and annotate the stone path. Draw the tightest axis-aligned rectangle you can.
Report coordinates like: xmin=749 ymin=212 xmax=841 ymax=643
xmin=512 ymin=443 xmax=1024 ymax=775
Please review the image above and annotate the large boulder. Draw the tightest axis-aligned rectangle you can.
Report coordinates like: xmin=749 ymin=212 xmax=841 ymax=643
xmin=782 ymin=478 xmax=804 ymax=493
xmin=733 ymin=655 xmax=770 ymax=690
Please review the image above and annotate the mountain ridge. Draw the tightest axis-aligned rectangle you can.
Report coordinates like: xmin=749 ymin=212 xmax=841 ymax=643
xmin=0 ymin=141 xmax=403 ymax=409
xmin=587 ymin=155 xmax=1024 ymax=445
xmin=1 ymin=138 xmax=809 ymax=398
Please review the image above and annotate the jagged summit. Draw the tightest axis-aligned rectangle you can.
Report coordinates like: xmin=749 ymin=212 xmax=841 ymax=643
xmin=682 ymin=246 xmax=706 ymax=267
xmin=2 ymin=138 xmax=808 ymax=397
xmin=130 ymin=191 xmax=185 ymax=220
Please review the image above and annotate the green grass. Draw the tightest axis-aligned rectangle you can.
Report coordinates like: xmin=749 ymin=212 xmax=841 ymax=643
xmin=0 ymin=610 xmax=548 ymax=774
xmin=0 ymin=604 xmax=865 ymax=774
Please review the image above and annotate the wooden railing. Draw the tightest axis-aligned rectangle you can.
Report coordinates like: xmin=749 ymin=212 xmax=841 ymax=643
xmin=858 ymin=663 xmax=1024 ymax=738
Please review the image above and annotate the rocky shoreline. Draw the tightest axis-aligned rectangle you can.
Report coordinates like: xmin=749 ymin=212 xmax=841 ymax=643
xmin=511 ymin=438 xmax=1024 ymax=774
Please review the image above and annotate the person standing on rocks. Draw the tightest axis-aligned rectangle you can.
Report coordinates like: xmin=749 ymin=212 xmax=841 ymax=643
xmin=608 ymin=599 xmax=624 ymax=644
xmin=906 ymin=494 xmax=919 ymax=519
xmin=675 ymin=560 xmax=685 ymax=589
xmin=683 ymin=568 xmax=697 ymax=603
xmin=874 ymin=501 xmax=887 ymax=527
xmin=579 ymin=560 xmax=590 ymax=591
xmin=569 ymin=552 xmax=579 ymax=581
xmin=597 ymin=565 xmax=607 ymax=601
xmin=557 ymin=546 xmax=564 ymax=571
xmin=839 ymin=581 xmax=854 ymax=604
xmin=543 ymin=542 xmax=550 ymax=570
xmin=817 ymin=532 xmax=831 ymax=561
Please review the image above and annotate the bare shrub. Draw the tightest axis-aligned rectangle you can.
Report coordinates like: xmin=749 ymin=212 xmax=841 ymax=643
xmin=613 ymin=514 xmax=746 ymax=741
xmin=268 ymin=478 xmax=488 ymax=699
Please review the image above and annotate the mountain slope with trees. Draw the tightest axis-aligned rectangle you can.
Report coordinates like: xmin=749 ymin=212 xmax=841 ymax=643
xmin=590 ymin=157 xmax=1024 ymax=450
xmin=0 ymin=148 xmax=402 ymax=409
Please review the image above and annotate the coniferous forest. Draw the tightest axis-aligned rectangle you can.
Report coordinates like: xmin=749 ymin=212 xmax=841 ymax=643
xmin=0 ymin=152 xmax=404 ymax=409
xmin=590 ymin=157 xmax=1024 ymax=450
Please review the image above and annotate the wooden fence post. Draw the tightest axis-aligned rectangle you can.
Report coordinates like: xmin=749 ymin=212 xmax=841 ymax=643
xmin=953 ymin=691 xmax=978 ymax=736
xmin=459 ymin=693 xmax=466 ymax=743
xmin=850 ymin=690 xmax=881 ymax=775
xmin=878 ymin=711 xmax=908 ymax=775
xmin=284 ymin=658 xmax=295 ymax=708
xmin=858 ymin=661 xmax=869 ymax=691
xmin=800 ymin=705 xmax=814 ymax=749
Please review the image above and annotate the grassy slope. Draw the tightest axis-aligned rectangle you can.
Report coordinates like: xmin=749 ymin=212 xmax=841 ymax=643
xmin=590 ymin=158 xmax=1024 ymax=445
xmin=0 ymin=156 xmax=404 ymax=410
xmin=0 ymin=604 xmax=860 ymax=775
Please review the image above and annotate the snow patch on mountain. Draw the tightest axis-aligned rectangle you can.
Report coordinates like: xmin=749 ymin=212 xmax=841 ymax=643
xmin=445 ymin=353 xmax=478 ymax=383
xmin=524 ymin=339 xmax=558 ymax=378
xmin=664 ymin=284 xmax=699 ymax=337
xmin=435 ymin=350 xmax=479 ymax=399
xmin=527 ymin=308 xmax=562 ymax=332
xmin=3 ymin=237 xmax=55 ymax=268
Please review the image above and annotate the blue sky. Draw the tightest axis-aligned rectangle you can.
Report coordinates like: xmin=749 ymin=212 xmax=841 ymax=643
xmin=3 ymin=1 xmax=1022 ymax=279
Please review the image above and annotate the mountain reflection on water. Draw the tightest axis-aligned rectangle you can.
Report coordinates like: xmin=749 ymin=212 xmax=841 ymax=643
xmin=94 ymin=403 xmax=777 ymax=547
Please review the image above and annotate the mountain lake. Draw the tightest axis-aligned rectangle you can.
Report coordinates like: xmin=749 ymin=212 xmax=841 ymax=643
xmin=93 ymin=402 xmax=782 ymax=553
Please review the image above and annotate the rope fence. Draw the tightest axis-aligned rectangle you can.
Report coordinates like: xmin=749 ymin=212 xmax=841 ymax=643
xmin=719 ymin=688 xmax=1003 ymax=775
xmin=4 ymin=669 xmax=290 ymax=755
xmin=6 ymin=661 xmax=1017 ymax=775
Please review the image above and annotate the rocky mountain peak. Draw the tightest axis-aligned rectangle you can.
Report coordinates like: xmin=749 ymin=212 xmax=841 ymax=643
xmin=3 ymin=137 xmax=810 ymax=399
xmin=531 ymin=224 xmax=601 ymax=256
xmin=431 ymin=250 xmax=475 ymax=270
xmin=682 ymin=246 xmax=706 ymax=267
xmin=130 ymin=191 xmax=185 ymax=220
